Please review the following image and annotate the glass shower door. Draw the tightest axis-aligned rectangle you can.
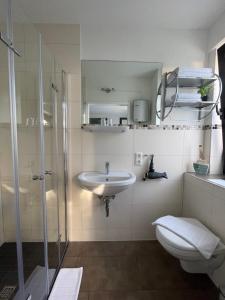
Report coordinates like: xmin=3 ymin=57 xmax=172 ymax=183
xmin=42 ymin=44 xmax=60 ymax=288
xmin=12 ymin=2 xmax=48 ymax=299
xmin=55 ymin=64 xmax=68 ymax=260
xmin=42 ymin=51 xmax=68 ymax=287
xmin=0 ymin=1 xmax=20 ymax=298
xmin=0 ymin=0 xmax=68 ymax=298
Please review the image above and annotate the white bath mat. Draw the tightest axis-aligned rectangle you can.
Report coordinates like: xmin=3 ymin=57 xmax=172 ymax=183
xmin=49 ymin=268 xmax=83 ymax=300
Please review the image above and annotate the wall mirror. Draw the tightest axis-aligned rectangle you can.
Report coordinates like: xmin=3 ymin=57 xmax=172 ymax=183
xmin=81 ymin=60 xmax=163 ymax=125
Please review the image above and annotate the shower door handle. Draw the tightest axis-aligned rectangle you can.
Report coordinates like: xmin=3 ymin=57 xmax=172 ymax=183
xmin=32 ymin=174 xmax=44 ymax=181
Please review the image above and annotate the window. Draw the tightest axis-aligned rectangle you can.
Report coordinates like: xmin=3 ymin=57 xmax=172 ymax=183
xmin=217 ymin=44 xmax=225 ymax=174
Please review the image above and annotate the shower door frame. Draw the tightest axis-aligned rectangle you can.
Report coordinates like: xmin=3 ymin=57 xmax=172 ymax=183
xmin=4 ymin=0 xmax=25 ymax=298
xmin=0 ymin=0 xmax=69 ymax=298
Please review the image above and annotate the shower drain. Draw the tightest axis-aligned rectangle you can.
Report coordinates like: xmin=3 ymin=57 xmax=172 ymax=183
xmin=0 ymin=286 xmax=16 ymax=299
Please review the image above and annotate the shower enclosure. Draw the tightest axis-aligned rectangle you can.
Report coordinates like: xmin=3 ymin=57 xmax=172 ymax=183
xmin=0 ymin=0 xmax=68 ymax=299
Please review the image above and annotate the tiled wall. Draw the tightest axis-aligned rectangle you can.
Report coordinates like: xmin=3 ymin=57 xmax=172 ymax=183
xmin=183 ymin=173 xmax=225 ymax=287
xmin=67 ymin=69 xmax=205 ymax=240
xmin=65 ymin=24 xmax=210 ymax=241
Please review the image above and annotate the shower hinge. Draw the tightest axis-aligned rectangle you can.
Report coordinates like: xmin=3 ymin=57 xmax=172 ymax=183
xmin=0 ymin=31 xmax=21 ymax=56
xmin=45 ymin=170 xmax=53 ymax=175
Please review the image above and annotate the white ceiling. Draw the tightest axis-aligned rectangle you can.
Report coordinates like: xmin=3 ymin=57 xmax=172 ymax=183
xmin=20 ymin=0 xmax=225 ymax=30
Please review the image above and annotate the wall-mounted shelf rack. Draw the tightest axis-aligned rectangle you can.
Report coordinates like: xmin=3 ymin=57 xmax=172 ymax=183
xmin=82 ymin=125 xmax=129 ymax=133
xmin=167 ymin=76 xmax=217 ymax=88
xmin=157 ymin=68 xmax=222 ymax=121
xmin=165 ymin=100 xmax=215 ymax=109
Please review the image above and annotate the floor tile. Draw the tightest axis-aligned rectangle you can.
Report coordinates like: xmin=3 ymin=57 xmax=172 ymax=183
xmin=64 ymin=241 xmax=219 ymax=300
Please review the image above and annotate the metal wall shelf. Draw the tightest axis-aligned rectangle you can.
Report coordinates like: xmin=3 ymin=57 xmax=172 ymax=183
xmin=167 ymin=76 xmax=217 ymax=88
xmin=157 ymin=68 xmax=222 ymax=121
xmin=165 ymin=100 xmax=215 ymax=108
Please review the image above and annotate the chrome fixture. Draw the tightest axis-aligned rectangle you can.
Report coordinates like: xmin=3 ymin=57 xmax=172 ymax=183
xmin=0 ymin=32 xmax=21 ymax=56
xmin=99 ymin=195 xmax=115 ymax=217
xmin=32 ymin=174 xmax=44 ymax=181
xmin=45 ymin=170 xmax=53 ymax=175
xmin=105 ymin=161 xmax=110 ymax=175
xmin=100 ymin=87 xmax=115 ymax=93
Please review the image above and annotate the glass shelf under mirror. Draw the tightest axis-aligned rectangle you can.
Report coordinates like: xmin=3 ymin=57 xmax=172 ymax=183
xmin=82 ymin=124 xmax=129 ymax=133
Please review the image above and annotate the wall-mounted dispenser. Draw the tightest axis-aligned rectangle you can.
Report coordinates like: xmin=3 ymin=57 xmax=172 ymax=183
xmin=133 ymin=99 xmax=149 ymax=123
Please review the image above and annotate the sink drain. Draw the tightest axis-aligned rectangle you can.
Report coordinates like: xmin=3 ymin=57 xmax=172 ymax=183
xmin=0 ymin=286 xmax=16 ymax=299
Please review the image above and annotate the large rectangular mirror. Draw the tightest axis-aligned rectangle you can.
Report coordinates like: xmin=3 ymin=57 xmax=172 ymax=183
xmin=81 ymin=60 xmax=163 ymax=125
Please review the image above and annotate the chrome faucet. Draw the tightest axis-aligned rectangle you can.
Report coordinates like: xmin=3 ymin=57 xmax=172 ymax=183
xmin=105 ymin=162 xmax=110 ymax=175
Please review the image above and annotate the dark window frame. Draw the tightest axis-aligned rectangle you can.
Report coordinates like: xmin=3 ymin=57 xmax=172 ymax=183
xmin=217 ymin=44 xmax=225 ymax=174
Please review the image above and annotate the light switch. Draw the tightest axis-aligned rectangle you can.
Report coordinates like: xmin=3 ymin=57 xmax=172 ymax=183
xmin=135 ymin=152 xmax=143 ymax=166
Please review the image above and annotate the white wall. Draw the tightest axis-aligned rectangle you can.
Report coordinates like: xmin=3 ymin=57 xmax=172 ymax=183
xmin=36 ymin=24 xmax=80 ymax=74
xmin=81 ymin=25 xmax=208 ymax=71
xmin=39 ymin=24 xmax=210 ymax=241
xmin=183 ymin=173 xmax=225 ymax=288
xmin=63 ymin=24 xmax=210 ymax=241
xmin=70 ymin=64 xmax=205 ymax=243
xmin=208 ymin=11 xmax=225 ymax=51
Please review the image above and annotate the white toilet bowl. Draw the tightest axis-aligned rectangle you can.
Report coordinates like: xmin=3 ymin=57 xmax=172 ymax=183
xmin=156 ymin=224 xmax=225 ymax=274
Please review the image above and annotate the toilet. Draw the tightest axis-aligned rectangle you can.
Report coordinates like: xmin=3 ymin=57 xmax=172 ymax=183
xmin=156 ymin=223 xmax=225 ymax=274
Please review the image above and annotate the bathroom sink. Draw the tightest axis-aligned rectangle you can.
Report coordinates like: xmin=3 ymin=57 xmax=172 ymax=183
xmin=77 ymin=171 xmax=136 ymax=196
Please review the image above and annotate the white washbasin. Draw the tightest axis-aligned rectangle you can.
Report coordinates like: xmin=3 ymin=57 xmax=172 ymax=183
xmin=77 ymin=171 xmax=136 ymax=196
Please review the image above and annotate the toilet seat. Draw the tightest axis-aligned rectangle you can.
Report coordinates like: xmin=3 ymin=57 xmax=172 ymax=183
xmin=156 ymin=225 xmax=225 ymax=260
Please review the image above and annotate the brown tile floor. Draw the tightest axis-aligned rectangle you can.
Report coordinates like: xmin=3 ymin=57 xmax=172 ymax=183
xmin=63 ymin=241 xmax=219 ymax=300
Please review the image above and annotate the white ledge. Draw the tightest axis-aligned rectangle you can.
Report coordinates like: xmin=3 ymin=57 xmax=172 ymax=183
xmin=186 ymin=172 xmax=225 ymax=189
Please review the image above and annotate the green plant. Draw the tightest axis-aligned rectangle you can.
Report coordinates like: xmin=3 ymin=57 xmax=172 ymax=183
xmin=198 ymin=85 xmax=210 ymax=97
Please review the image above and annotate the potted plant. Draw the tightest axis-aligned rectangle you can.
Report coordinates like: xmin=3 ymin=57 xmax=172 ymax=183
xmin=198 ymin=85 xmax=210 ymax=101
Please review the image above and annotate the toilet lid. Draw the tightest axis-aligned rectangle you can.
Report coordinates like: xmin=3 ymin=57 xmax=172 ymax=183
xmin=157 ymin=225 xmax=198 ymax=251
xmin=157 ymin=224 xmax=225 ymax=254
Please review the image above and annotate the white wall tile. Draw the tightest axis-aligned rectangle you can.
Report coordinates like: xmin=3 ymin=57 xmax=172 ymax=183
xmin=68 ymin=154 xmax=82 ymax=178
xmin=37 ymin=24 xmax=80 ymax=45
xmin=69 ymin=229 xmax=83 ymax=241
xmin=183 ymin=173 xmax=225 ymax=287
xmin=104 ymin=188 xmax=132 ymax=229
xmin=68 ymin=128 xmax=82 ymax=155
xmin=47 ymin=44 xmax=80 ymax=74
xmin=82 ymin=131 xmax=133 ymax=155
xmin=81 ymin=229 xmax=109 ymax=241
xmin=104 ymin=229 xmax=132 ymax=241
xmin=82 ymin=200 xmax=108 ymax=230
xmin=183 ymin=130 xmax=204 ymax=156
xmin=210 ymin=129 xmax=223 ymax=158
xmin=134 ymin=129 xmax=184 ymax=155
xmin=82 ymin=154 xmax=133 ymax=172
xmin=68 ymin=74 xmax=81 ymax=102
xmin=211 ymin=196 xmax=225 ymax=241
xmin=67 ymin=204 xmax=83 ymax=233
xmin=68 ymin=101 xmax=81 ymax=129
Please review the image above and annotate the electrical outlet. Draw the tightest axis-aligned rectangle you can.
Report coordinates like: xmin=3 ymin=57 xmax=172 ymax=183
xmin=135 ymin=152 xmax=143 ymax=166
